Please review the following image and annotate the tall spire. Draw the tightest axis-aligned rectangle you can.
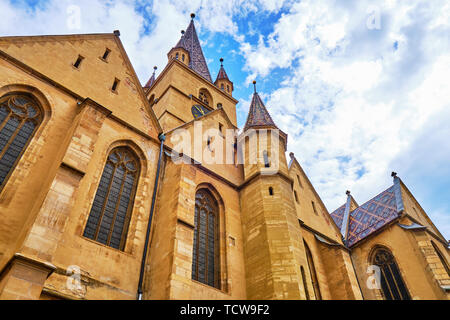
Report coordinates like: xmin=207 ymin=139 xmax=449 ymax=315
xmin=244 ymin=81 xmax=278 ymax=131
xmin=174 ymin=13 xmax=212 ymax=82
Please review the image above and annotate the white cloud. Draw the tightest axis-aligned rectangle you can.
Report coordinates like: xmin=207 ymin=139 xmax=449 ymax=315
xmin=0 ymin=0 xmax=448 ymax=238
xmin=238 ymin=0 xmax=450 ymax=237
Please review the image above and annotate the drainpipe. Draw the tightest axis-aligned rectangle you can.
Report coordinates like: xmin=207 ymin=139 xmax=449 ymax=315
xmin=137 ymin=133 xmax=166 ymax=300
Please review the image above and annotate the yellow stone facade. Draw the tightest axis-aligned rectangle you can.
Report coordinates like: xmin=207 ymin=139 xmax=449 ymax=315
xmin=0 ymin=23 xmax=448 ymax=300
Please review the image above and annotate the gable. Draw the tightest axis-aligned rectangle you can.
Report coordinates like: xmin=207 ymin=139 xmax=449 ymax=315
xmin=164 ymin=108 xmax=243 ymax=186
xmin=400 ymin=181 xmax=447 ymax=243
xmin=288 ymin=157 xmax=343 ymax=243
xmin=0 ymin=33 xmax=161 ymax=139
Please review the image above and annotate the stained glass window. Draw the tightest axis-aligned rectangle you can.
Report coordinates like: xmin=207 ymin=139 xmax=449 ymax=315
xmin=0 ymin=94 xmax=43 ymax=189
xmin=372 ymin=248 xmax=411 ymax=300
xmin=83 ymin=147 xmax=140 ymax=250
xmin=192 ymin=189 xmax=220 ymax=289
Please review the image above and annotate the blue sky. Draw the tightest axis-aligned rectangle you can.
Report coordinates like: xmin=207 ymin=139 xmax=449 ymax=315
xmin=1 ymin=0 xmax=449 ymax=239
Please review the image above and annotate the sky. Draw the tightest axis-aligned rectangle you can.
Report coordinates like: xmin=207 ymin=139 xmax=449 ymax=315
xmin=1 ymin=0 xmax=449 ymax=239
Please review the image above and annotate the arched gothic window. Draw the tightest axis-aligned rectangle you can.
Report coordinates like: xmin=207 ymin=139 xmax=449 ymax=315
xmin=0 ymin=94 xmax=43 ymax=189
xmin=199 ymin=89 xmax=212 ymax=106
xmin=304 ymin=241 xmax=322 ymax=300
xmin=300 ymin=266 xmax=310 ymax=300
xmin=83 ymin=147 xmax=140 ymax=250
xmin=192 ymin=189 xmax=220 ymax=289
xmin=372 ymin=247 xmax=411 ymax=300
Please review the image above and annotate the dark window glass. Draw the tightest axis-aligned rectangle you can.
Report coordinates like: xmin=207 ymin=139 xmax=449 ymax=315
xmin=112 ymin=78 xmax=120 ymax=92
xmin=192 ymin=189 xmax=220 ymax=289
xmin=0 ymin=95 xmax=42 ymax=189
xmin=74 ymin=55 xmax=84 ymax=68
xmin=102 ymin=49 xmax=111 ymax=60
xmin=300 ymin=266 xmax=310 ymax=300
xmin=372 ymin=248 xmax=411 ymax=300
xmin=83 ymin=147 xmax=139 ymax=250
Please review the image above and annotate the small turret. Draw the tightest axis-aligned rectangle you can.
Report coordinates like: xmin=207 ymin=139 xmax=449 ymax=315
xmin=144 ymin=66 xmax=158 ymax=89
xmin=167 ymin=30 xmax=190 ymax=66
xmin=214 ymin=58 xmax=233 ymax=96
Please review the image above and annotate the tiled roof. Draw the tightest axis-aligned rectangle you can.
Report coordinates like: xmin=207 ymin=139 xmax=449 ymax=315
xmin=330 ymin=185 xmax=401 ymax=247
xmin=175 ymin=20 xmax=212 ymax=82
xmin=215 ymin=65 xmax=230 ymax=82
xmin=244 ymin=91 xmax=278 ymax=131
xmin=144 ymin=72 xmax=156 ymax=89
xmin=330 ymin=204 xmax=346 ymax=230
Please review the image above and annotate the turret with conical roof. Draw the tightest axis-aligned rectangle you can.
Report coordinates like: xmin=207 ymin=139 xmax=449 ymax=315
xmin=238 ymin=81 xmax=308 ymax=300
xmin=244 ymin=81 xmax=279 ymax=131
xmin=214 ymin=58 xmax=233 ymax=96
xmin=144 ymin=66 xmax=157 ymax=91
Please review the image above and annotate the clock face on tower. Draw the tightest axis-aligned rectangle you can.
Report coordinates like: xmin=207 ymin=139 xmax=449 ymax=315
xmin=191 ymin=104 xmax=211 ymax=119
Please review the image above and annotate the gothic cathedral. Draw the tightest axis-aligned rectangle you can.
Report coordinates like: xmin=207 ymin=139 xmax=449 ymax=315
xmin=0 ymin=14 xmax=448 ymax=300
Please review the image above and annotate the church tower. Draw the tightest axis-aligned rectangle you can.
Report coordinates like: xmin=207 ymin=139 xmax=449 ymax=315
xmin=238 ymin=82 xmax=309 ymax=299
xmin=144 ymin=13 xmax=238 ymax=132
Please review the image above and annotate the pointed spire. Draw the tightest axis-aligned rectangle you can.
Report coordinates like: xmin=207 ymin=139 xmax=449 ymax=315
xmin=214 ymin=58 xmax=232 ymax=86
xmin=144 ymin=66 xmax=157 ymax=89
xmin=392 ymin=171 xmax=405 ymax=213
xmin=174 ymin=14 xmax=212 ymax=82
xmin=244 ymin=81 xmax=278 ymax=131
xmin=340 ymin=190 xmax=352 ymax=242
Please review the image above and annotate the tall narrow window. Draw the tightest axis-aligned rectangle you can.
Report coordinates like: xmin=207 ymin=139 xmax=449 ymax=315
xmin=372 ymin=247 xmax=411 ymax=300
xmin=83 ymin=147 xmax=140 ymax=250
xmin=192 ymin=189 xmax=220 ymax=289
xmin=300 ymin=266 xmax=310 ymax=300
xmin=431 ymin=241 xmax=450 ymax=277
xmin=102 ymin=48 xmax=111 ymax=61
xmin=112 ymin=78 xmax=120 ymax=93
xmin=0 ymin=94 xmax=43 ymax=189
xmin=297 ymin=174 xmax=303 ymax=188
xmin=73 ymin=55 xmax=84 ymax=69
xmin=304 ymin=241 xmax=322 ymax=300
xmin=294 ymin=190 xmax=299 ymax=204
xmin=311 ymin=201 xmax=318 ymax=215
xmin=263 ymin=150 xmax=270 ymax=168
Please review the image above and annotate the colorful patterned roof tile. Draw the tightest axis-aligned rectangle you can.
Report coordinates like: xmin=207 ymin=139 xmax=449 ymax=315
xmin=244 ymin=90 xmax=278 ymax=131
xmin=330 ymin=204 xmax=346 ymax=230
xmin=330 ymin=185 xmax=401 ymax=247
xmin=215 ymin=64 xmax=230 ymax=83
xmin=174 ymin=19 xmax=212 ymax=82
